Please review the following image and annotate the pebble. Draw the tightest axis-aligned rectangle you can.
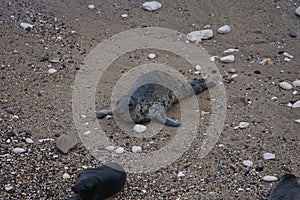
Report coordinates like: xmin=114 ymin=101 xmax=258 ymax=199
xmin=259 ymin=58 xmax=273 ymax=65
xmin=56 ymin=133 xmax=78 ymax=154
xmin=254 ymin=28 xmax=262 ymax=34
xmin=38 ymin=138 xmax=55 ymax=143
xmin=177 ymin=171 xmax=185 ymax=177
xmin=262 ymin=175 xmax=278 ymax=182
xmin=295 ymin=119 xmax=300 ymax=124
xmin=5 ymin=184 xmax=13 ymax=192
xmin=220 ymin=55 xmax=235 ymax=63
xmin=293 ymin=80 xmax=300 ymax=87
xmin=115 ymin=147 xmax=125 ymax=154
xmin=49 ymin=57 xmax=60 ymax=63
xmin=288 ymin=31 xmax=297 ymax=38
xmin=148 ymin=53 xmax=156 ymax=59
xmin=283 ymin=52 xmax=293 ymax=59
xmin=12 ymin=49 xmax=18 ymax=54
xmin=255 ymin=166 xmax=264 ymax=172
xmin=133 ymin=124 xmax=147 ymax=133
xmin=142 ymin=1 xmax=162 ymax=11
xmin=227 ymin=68 xmax=236 ymax=74
xmin=121 ymin=14 xmax=128 ymax=18
xmin=295 ymin=6 xmax=300 ymax=16
xmin=25 ymin=138 xmax=33 ymax=144
xmin=239 ymin=122 xmax=250 ymax=129
xmin=210 ymin=56 xmax=218 ymax=62
xmin=292 ymin=91 xmax=298 ymax=95
xmin=243 ymin=160 xmax=253 ymax=167
xmin=254 ymin=70 xmax=261 ymax=74
xmin=48 ymin=68 xmax=58 ymax=74
xmin=284 ymin=57 xmax=291 ymax=62
xmin=217 ymin=25 xmax=231 ymax=34
xmin=271 ymin=96 xmax=277 ymax=101
xmin=263 ymin=153 xmax=275 ymax=160
xmin=292 ymin=100 xmax=300 ymax=108
xmin=20 ymin=22 xmax=33 ymax=30
xmin=6 ymin=106 xmax=20 ymax=115
xmin=132 ymin=146 xmax=142 ymax=153
xmin=187 ymin=29 xmax=213 ymax=42
xmin=106 ymin=146 xmax=115 ymax=151
xmin=231 ymin=74 xmax=238 ymax=79
xmin=224 ymin=48 xmax=239 ymax=53
xmin=88 ymin=5 xmax=95 ymax=9
xmin=195 ymin=65 xmax=202 ymax=71
xmin=12 ymin=147 xmax=25 ymax=154
xmin=279 ymin=82 xmax=293 ymax=90
xmin=62 ymin=173 xmax=70 ymax=179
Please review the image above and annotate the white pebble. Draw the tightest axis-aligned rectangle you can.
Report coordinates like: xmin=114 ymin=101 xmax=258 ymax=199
xmin=288 ymin=102 xmax=293 ymax=107
xmin=295 ymin=119 xmax=300 ymax=124
xmin=142 ymin=1 xmax=162 ymax=11
xmin=25 ymin=138 xmax=33 ymax=144
xmin=271 ymin=96 xmax=277 ymax=101
xmin=83 ymin=130 xmax=91 ymax=135
xmin=177 ymin=171 xmax=185 ymax=177
xmin=295 ymin=6 xmax=300 ymax=16
xmin=239 ymin=122 xmax=250 ymax=129
xmin=132 ymin=146 xmax=142 ymax=153
xmin=210 ymin=56 xmax=218 ymax=62
xmin=6 ymin=138 xmax=11 ymax=144
xmin=106 ymin=146 xmax=115 ymax=151
xmin=187 ymin=29 xmax=213 ymax=42
xmin=62 ymin=173 xmax=70 ymax=179
xmin=279 ymin=81 xmax=293 ymax=90
xmin=12 ymin=49 xmax=18 ymax=54
xmin=292 ymin=100 xmax=300 ymax=108
xmin=20 ymin=22 xmax=33 ymax=30
xmin=293 ymin=80 xmax=300 ymax=87
xmin=292 ymin=91 xmax=298 ymax=95
xmin=263 ymin=153 xmax=275 ymax=160
xmin=283 ymin=52 xmax=293 ymax=59
xmin=48 ymin=68 xmax=58 ymax=74
xmin=148 ymin=53 xmax=156 ymax=59
xmin=115 ymin=147 xmax=125 ymax=154
xmin=133 ymin=124 xmax=147 ymax=133
xmin=262 ymin=176 xmax=278 ymax=182
xmin=88 ymin=5 xmax=95 ymax=9
xmin=12 ymin=147 xmax=25 ymax=154
xmin=284 ymin=57 xmax=291 ymax=62
xmin=217 ymin=25 xmax=231 ymax=34
xmin=195 ymin=65 xmax=202 ymax=71
xmin=121 ymin=14 xmax=128 ymax=18
xmin=231 ymin=74 xmax=238 ymax=79
xmin=5 ymin=184 xmax=13 ymax=191
xmin=224 ymin=48 xmax=239 ymax=53
xmin=220 ymin=55 xmax=235 ymax=63
xmin=243 ymin=160 xmax=253 ymax=167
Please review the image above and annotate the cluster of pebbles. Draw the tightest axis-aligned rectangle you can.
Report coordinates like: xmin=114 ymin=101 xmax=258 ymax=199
xmin=1 ymin=0 xmax=299 ymax=200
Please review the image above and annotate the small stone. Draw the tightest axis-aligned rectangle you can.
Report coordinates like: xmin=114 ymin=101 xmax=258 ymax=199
xmin=115 ymin=147 xmax=124 ymax=154
xmin=133 ymin=124 xmax=147 ymax=133
xmin=288 ymin=31 xmax=297 ymax=38
xmin=254 ymin=28 xmax=262 ymax=34
xmin=177 ymin=171 xmax=185 ymax=177
xmin=224 ymin=48 xmax=239 ymax=53
xmin=227 ymin=68 xmax=236 ymax=74
xmin=259 ymin=58 xmax=273 ymax=65
xmin=25 ymin=138 xmax=33 ymax=144
xmin=38 ymin=138 xmax=55 ymax=143
xmin=5 ymin=184 xmax=13 ymax=192
xmin=284 ymin=57 xmax=291 ymax=62
xmin=295 ymin=119 xmax=300 ymax=124
xmin=239 ymin=122 xmax=250 ymax=129
xmin=88 ymin=5 xmax=95 ymax=9
xmin=12 ymin=147 xmax=25 ymax=154
xmin=62 ymin=173 xmax=70 ymax=179
xmin=49 ymin=57 xmax=60 ymax=63
xmin=20 ymin=22 xmax=33 ymax=30
xmin=293 ymin=80 xmax=300 ymax=87
xmin=255 ymin=166 xmax=264 ymax=172
xmin=279 ymin=82 xmax=293 ymax=90
xmin=148 ymin=53 xmax=156 ymax=59
xmin=187 ymin=29 xmax=213 ymax=42
xmin=12 ymin=49 xmax=18 ymax=54
xmin=6 ymin=138 xmax=11 ymax=144
xmin=106 ymin=146 xmax=115 ymax=151
xmin=263 ymin=153 xmax=275 ymax=160
xmin=292 ymin=91 xmax=298 ymax=95
xmin=254 ymin=70 xmax=261 ymax=74
xmin=121 ymin=14 xmax=128 ymax=18
xmin=292 ymin=100 xmax=300 ymax=108
xmin=48 ymin=68 xmax=58 ymax=74
xmin=220 ymin=55 xmax=235 ymax=63
xmin=132 ymin=146 xmax=142 ymax=153
xmin=263 ymin=175 xmax=278 ymax=182
xmin=195 ymin=65 xmax=202 ymax=71
xmin=295 ymin=6 xmax=300 ymax=16
xmin=210 ymin=56 xmax=218 ymax=62
xmin=6 ymin=106 xmax=20 ymax=115
xmin=271 ymin=96 xmax=277 ymax=101
xmin=231 ymin=74 xmax=238 ymax=79
xmin=217 ymin=25 xmax=231 ymax=34
xmin=56 ymin=133 xmax=78 ymax=154
xmin=142 ymin=1 xmax=162 ymax=11
xmin=283 ymin=52 xmax=293 ymax=59
xmin=243 ymin=160 xmax=253 ymax=167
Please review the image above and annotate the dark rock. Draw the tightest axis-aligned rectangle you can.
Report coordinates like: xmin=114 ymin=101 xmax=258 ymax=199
xmin=255 ymin=166 xmax=263 ymax=172
xmin=254 ymin=28 xmax=262 ymax=34
xmin=288 ymin=31 xmax=297 ymax=38
xmin=254 ymin=70 xmax=261 ymax=74
xmin=6 ymin=106 xmax=20 ymax=115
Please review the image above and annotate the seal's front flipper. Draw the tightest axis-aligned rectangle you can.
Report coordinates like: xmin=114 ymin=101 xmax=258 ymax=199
xmin=149 ymin=104 xmax=180 ymax=127
xmin=96 ymin=109 xmax=113 ymax=118
xmin=190 ymin=79 xmax=216 ymax=94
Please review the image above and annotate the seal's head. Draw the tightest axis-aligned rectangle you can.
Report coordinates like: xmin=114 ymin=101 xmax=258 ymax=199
xmin=71 ymin=174 xmax=100 ymax=200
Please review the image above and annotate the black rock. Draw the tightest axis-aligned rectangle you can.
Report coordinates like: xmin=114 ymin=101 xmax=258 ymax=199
xmin=255 ymin=166 xmax=263 ymax=172
xmin=70 ymin=163 xmax=126 ymax=200
xmin=269 ymin=174 xmax=300 ymax=200
xmin=5 ymin=106 xmax=20 ymax=115
xmin=254 ymin=70 xmax=261 ymax=74
xmin=288 ymin=31 xmax=297 ymax=38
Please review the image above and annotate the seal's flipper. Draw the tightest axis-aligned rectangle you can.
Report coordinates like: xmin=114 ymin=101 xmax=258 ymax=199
xmin=96 ymin=109 xmax=113 ymax=118
xmin=190 ymin=80 xmax=216 ymax=94
xmin=149 ymin=104 xmax=180 ymax=127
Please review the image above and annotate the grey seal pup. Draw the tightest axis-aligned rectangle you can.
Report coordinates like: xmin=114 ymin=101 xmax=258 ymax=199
xmin=269 ymin=174 xmax=300 ymax=200
xmin=97 ymin=70 xmax=215 ymax=127
xmin=67 ymin=163 xmax=126 ymax=200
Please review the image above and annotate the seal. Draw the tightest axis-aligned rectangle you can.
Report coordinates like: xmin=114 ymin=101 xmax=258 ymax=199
xmin=68 ymin=163 xmax=126 ymax=200
xmin=269 ymin=174 xmax=300 ymax=200
xmin=96 ymin=70 xmax=215 ymax=127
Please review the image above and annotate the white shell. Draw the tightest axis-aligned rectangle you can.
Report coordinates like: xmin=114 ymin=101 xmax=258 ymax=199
xmin=48 ymin=68 xmax=58 ymax=74
xmin=224 ymin=48 xmax=239 ymax=53
xmin=148 ymin=53 xmax=156 ymax=59
xmin=239 ymin=122 xmax=250 ymax=129
xmin=62 ymin=173 xmax=70 ymax=179
xmin=88 ymin=5 xmax=95 ymax=9
xmin=220 ymin=55 xmax=235 ymax=63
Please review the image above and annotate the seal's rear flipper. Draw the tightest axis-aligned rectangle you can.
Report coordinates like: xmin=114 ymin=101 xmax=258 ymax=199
xmin=96 ymin=109 xmax=113 ymax=118
xmin=165 ymin=118 xmax=181 ymax=127
xmin=190 ymin=80 xmax=216 ymax=94
xmin=149 ymin=104 xmax=180 ymax=127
